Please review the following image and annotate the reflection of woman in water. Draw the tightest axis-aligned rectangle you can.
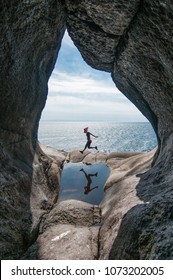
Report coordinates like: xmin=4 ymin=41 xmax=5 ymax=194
xmin=80 ymin=127 xmax=98 ymax=154
xmin=80 ymin=168 xmax=99 ymax=194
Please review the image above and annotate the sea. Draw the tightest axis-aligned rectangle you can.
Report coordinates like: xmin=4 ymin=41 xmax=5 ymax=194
xmin=38 ymin=121 xmax=157 ymax=153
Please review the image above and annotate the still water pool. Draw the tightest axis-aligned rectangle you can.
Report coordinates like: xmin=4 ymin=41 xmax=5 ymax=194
xmin=58 ymin=162 xmax=110 ymax=205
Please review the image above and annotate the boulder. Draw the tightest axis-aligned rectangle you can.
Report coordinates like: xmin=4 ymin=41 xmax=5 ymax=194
xmin=22 ymin=200 xmax=100 ymax=260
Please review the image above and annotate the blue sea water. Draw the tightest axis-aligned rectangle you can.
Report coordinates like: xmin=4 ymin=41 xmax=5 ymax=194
xmin=38 ymin=121 xmax=157 ymax=153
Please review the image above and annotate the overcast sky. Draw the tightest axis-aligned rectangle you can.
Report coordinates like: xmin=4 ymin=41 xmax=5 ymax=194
xmin=40 ymin=31 xmax=147 ymax=122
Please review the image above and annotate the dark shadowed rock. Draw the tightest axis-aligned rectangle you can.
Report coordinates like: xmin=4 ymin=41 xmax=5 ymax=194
xmin=109 ymin=200 xmax=173 ymax=260
xmin=0 ymin=0 xmax=66 ymax=259
xmin=66 ymin=0 xmax=141 ymax=71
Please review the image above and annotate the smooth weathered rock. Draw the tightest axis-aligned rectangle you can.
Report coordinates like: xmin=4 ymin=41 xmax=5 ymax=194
xmin=22 ymin=200 xmax=100 ymax=260
xmin=98 ymin=149 xmax=155 ymax=259
xmin=105 ymin=149 xmax=155 ymax=189
xmin=23 ymin=223 xmax=99 ymax=260
xmin=109 ymin=200 xmax=173 ymax=260
xmin=66 ymin=149 xmax=90 ymax=163
xmin=67 ymin=150 xmax=108 ymax=164
xmin=40 ymin=200 xmax=101 ymax=231
xmin=39 ymin=143 xmax=67 ymax=166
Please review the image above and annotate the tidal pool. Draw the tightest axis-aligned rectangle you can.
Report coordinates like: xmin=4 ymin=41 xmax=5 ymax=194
xmin=58 ymin=162 xmax=110 ymax=205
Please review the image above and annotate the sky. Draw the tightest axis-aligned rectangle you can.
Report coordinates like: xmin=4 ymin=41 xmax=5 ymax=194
xmin=40 ymin=31 xmax=147 ymax=122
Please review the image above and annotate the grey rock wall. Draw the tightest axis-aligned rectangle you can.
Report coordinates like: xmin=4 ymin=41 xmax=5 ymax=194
xmin=0 ymin=0 xmax=66 ymax=259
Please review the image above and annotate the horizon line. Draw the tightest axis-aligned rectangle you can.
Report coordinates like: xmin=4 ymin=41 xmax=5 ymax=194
xmin=40 ymin=119 xmax=149 ymax=123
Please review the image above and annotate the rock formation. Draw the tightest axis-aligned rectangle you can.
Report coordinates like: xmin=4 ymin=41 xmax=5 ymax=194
xmin=21 ymin=146 xmax=154 ymax=260
xmin=0 ymin=0 xmax=66 ymax=259
xmin=1 ymin=0 xmax=173 ymax=259
xmin=66 ymin=0 xmax=173 ymax=259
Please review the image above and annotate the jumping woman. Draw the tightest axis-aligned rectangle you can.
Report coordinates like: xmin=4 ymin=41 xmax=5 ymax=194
xmin=80 ymin=127 xmax=98 ymax=154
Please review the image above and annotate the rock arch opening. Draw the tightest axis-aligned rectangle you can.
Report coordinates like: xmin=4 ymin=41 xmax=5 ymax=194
xmin=38 ymin=31 xmax=157 ymax=154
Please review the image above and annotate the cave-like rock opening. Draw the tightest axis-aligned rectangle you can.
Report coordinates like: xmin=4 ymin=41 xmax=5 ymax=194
xmin=1 ymin=0 xmax=173 ymax=260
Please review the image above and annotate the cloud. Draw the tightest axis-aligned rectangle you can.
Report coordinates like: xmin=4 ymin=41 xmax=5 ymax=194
xmin=48 ymin=71 xmax=121 ymax=97
xmin=41 ymin=92 xmax=146 ymax=122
